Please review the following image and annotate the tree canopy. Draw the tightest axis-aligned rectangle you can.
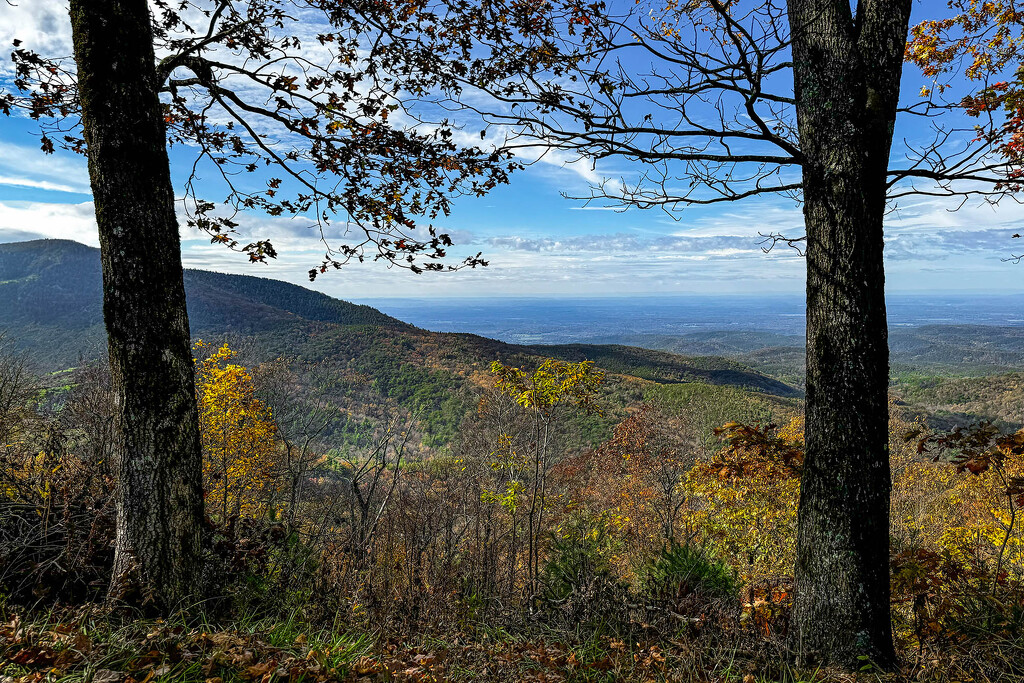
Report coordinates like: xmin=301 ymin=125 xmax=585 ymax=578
xmin=3 ymin=0 xmax=520 ymax=276
xmin=328 ymin=0 xmax=1021 ymax=228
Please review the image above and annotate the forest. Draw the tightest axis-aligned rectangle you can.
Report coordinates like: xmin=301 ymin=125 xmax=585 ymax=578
xmin=3 ymin=0 xmax=1024 ymax=679
xmin=1 ymin=324 xmax=1023 ymax=682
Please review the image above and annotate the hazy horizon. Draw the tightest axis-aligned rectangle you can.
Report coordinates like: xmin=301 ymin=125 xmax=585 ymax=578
xmin=349 ymin=292 xmax=1024 ymax=346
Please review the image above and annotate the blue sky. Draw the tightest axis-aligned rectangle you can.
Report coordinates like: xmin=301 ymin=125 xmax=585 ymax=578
xmin=0 ymin=0 xmax=1022 ymax=300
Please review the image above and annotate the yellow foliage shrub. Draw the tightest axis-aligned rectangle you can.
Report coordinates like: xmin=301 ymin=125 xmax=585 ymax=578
xmin=683 ymin=417 xmax=803 ymax=589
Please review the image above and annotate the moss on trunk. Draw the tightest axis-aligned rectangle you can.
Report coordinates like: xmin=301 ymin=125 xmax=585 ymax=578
xmin=69 ymin=0 xmax=204 ymax=608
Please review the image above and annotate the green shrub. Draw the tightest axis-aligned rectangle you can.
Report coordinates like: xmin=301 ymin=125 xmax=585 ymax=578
xmin=539 ymin=515 xmax=629 ymax=632
xmin=643 ymin=542 xmax=738 ymax=604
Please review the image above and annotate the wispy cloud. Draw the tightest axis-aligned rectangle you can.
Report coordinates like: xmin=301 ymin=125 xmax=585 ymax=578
xmin=0 ymin=141 xmax=90 ymax=194
xmin=3 ymin=191 xmax=1020 ymax=298
xmin=0 ymin=175 xmax=83 ymax=193
xmin=486 ymin=232 xmax=792 ymax=257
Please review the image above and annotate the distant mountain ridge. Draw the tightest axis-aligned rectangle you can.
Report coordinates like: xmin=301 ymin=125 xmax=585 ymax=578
xmin=0 ymin=239 xmax=405 ymax=331
xmin=0 ymin=239 xmax=409 ymax=369
xmin=0 ymin=239 xmax=799 ymax=401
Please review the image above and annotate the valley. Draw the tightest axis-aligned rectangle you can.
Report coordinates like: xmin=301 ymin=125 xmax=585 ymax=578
xmin=2 ymin=239 xmax=1020 ymax=445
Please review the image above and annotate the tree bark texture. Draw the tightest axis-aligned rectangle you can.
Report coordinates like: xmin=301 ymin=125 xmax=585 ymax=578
xmin=69 ymin=0 xmax=204 ymax=608
xmin=786 ymin=0 xmax=912 ymax=668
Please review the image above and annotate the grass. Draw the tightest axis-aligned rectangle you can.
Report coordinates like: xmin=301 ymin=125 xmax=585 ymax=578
xmin=0 ymin=605 xmax=375 ymax=683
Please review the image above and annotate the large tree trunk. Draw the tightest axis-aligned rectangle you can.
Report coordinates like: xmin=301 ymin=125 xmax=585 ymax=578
xmin=786 ymin=0 xmax=912 ymax=668
xmin=70 ymin=0 xmax=204 ymax=608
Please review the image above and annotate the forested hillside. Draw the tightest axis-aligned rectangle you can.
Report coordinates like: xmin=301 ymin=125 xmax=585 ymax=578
xmin=2 ymin=242 xmax=1023 ymax=682
xmin=609 ymin=327 xmax=1024 ymax=391
xmin=6 ymin=0 xmax=1024 ymax=674
xmin=0 ymin=240 xmax=799 ymax=447
xmin=0 ymin=240 xmax=408 ymax=364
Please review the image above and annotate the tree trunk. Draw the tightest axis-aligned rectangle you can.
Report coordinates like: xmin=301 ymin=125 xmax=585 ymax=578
xmin=786 ymin=0 xmax=912 ymax=668
xmin=69 ymin=0 xmax=204 ymax=608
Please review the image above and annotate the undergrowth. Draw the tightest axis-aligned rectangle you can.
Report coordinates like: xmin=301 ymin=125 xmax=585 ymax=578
xmin=1 ymin=601 xmax=1022 ymax=683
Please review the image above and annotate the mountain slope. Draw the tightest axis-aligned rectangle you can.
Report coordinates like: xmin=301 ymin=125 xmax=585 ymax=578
xmin=0 ymin=240 xmax=411 ymax=365
xmin=0 ymin=235 xmax=802 ymax=444
xmin=0 ymin=238 xmax=804 ymax=449
xmin=0 ymin=239 xmax=800 ymax=408
xmin=0 ymin=239 xmax=104 ymax=326
xmin=0 ymin=240 xmax=107 ymax=365
xmin=184 ymin=269 xmax=409 ymax=333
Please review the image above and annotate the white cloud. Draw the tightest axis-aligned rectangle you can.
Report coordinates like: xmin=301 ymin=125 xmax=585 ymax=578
xmin=0 ymin=175 xmax=82 ymax=193
xmin=0 ymin=200 xmax=97 ymax=244
xmin=0 ymin=141 xmax=90 ymax=194
xmin=886 ymin=194 xmax=1024 ymax=234
xmin=0 ymin=0 xmax=73 ymax=73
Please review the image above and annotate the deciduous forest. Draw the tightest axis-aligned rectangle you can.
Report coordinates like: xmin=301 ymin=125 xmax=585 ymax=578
xmin=1 ymin=0 xmax=1024 ymax=681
